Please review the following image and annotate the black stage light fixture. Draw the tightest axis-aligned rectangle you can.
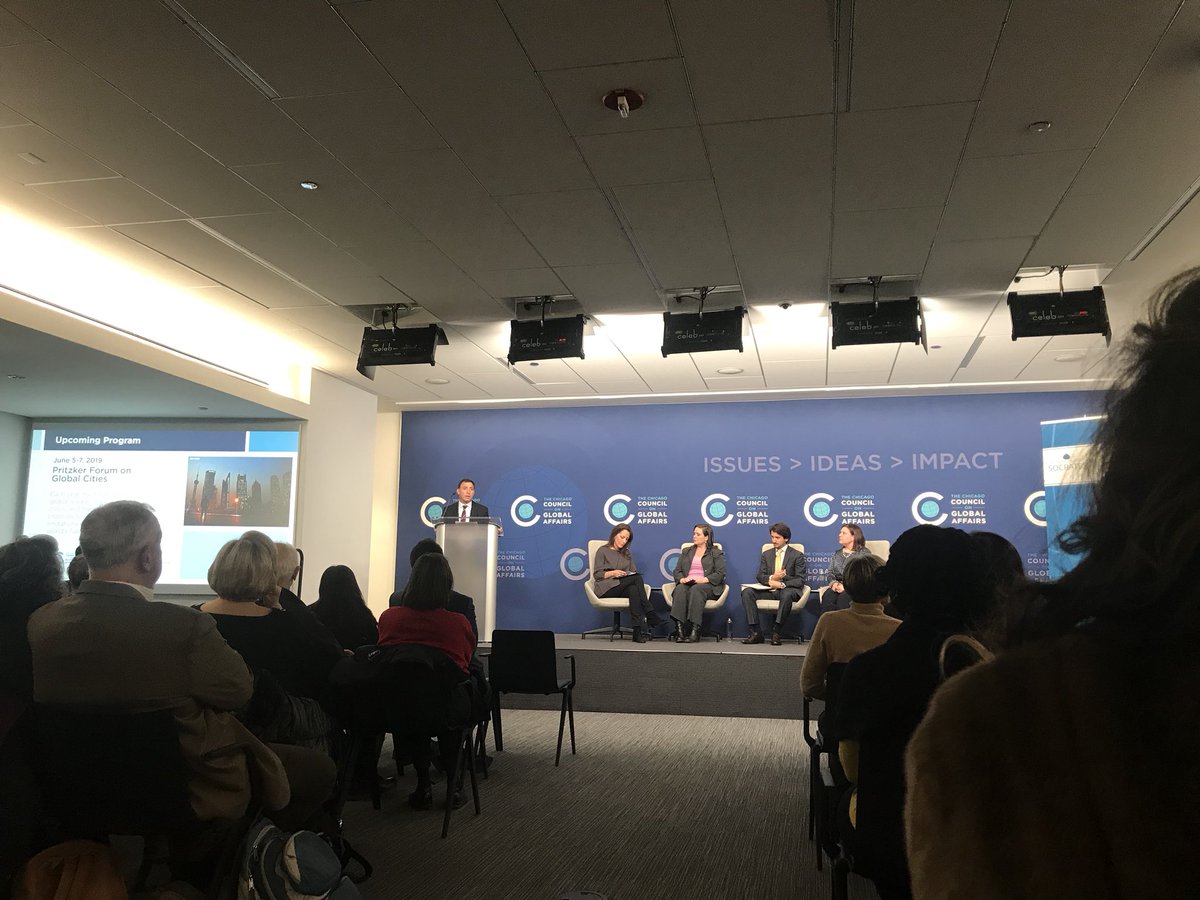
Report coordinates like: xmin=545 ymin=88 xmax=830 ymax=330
xmin=830 ymin=296 xmax=923 ymax=349
xmin=356 ymin=323 xmax=448 ymax=379
xmin=662 ymin=306 xmax=745 ymax=356
xmin=1008 ymin=286 xmax=1110 ymax=343
xmin=508 ymin=314 xmax=586 ymax=364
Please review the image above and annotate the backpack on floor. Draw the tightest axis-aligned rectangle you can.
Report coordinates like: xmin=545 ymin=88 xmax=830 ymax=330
xmin=237 ymin=819 xmax=359 ymax=900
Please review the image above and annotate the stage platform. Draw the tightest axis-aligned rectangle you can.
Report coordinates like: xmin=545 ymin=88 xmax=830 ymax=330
xmin=483 ymin=633 xmax=811 ymax=720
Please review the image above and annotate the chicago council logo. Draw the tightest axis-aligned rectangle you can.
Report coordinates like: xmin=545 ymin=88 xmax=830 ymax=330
xmin=803 ymin=492 xmax=838 ymax=527
xmin=560 ymin=547 xmax=590 ymax=581
xmin=659 ymin=547 xmax=682 ymax=581
xmin=701 ymin=492 xmax=733 ymax=527
xmin=510 ymin=494 xmax=542 ymax=527
xmin=603 ymin=493 xmax=634 ymax=526
xmin=911 ymin=491 xmax=949 ymax=526
xmin=419 ymin=496 xmax=447 ymax=528
xmin=1023 ymin=490 xmax=1048 ymax=527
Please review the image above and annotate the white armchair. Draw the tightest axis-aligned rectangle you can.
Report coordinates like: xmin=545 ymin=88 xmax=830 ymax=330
xmin=582 ymin=538 xmax=651 ymax=640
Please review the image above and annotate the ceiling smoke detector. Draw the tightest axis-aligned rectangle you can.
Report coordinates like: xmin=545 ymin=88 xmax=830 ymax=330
xmin=602 ymin=88 xmax=644 ymax=118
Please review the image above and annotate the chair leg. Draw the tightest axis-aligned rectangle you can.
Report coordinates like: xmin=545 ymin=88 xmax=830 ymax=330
xmin=831 ymin=855 xmax=850 ymax=900
xmin=441 ymin=734 xmax=462 ymax=839
xmin=808 ymin=744 xmax=818 ymax=842
xmin=464 ymin=728 xmax=481 ymax=815
xmin=475 ymin=719 xmax=490 ymax=779
xmin=492 ymin=695 xmax=504 ymax=752
xmin=555 ymin=692 xmax=568 ymax=766
xmin=567 ymin=690 xmax=576 ymax=755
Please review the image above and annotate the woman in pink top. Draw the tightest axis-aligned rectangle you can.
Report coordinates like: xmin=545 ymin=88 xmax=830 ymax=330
xmin=670 ymin=524 xmax=726 ymax=643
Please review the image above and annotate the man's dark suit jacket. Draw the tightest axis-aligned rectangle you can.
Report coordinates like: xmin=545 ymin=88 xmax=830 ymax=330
xmin=388 ymin=588 xmax=478 ymax=640
xmin=440 ymin=501 xmax=490 ymax=522
xmin=754 ymin=545 xmax=808 ymax=588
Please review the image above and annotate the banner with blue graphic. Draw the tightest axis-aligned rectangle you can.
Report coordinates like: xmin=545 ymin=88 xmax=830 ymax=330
xmin=1041 ymin=416 xmax=1102 ymax=578
xmin=396 ymin=391 xmax=1099 ymax=635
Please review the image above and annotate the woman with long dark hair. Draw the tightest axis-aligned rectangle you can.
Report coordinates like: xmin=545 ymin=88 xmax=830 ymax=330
xmin=670 ymin=523 xmax=726 ymax=643
xmin=593 ymin=524 xmax=661 ymax=642
xmin=905 ymin=270 xmax=1200 ymax=899
xmin=310 ymin=565 xmax=377 ymax=651
xmin=822 ymin=523 xmax=869 ymax=612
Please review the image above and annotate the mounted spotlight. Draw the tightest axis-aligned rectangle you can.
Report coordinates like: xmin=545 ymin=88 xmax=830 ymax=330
xmin=356 ymin=322 xmax=448 ymax=379
xmin=1008 ymin=266 xmax=1110 ymax=344
xmin=830 ymin=278 xmax=924 ymax=349
xmin=508 ymin=297 xmax=586 ymax=364
xmin=662 ymin=287 xmax=745 ymax=356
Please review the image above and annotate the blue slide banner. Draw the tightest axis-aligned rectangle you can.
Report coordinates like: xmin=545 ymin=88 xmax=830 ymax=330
xmin=1041 ymin=416 xmax=1102 ymax=578
xmin=396 ymin=391 xmax=1099 ymax=636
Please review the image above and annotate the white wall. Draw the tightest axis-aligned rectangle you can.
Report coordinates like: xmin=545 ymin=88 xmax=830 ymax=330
xmin=295 ymin=372 xmax=380 ymax=601
xmin=366 ymin=412 xmax=401 ymax=617
xmin=0 ymin=411 xmax=29 ymax=543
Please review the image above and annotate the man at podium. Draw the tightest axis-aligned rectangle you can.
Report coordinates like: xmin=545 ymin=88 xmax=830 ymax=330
xmin=441 ymin=478 xmax=490 ymax=522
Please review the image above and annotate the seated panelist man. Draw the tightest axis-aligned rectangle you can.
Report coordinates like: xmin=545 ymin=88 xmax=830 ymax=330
xmin=741 ymin=522 xmax=808 ymax=646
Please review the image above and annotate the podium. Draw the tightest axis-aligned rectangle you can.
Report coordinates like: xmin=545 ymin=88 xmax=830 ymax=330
xmin=434 ymin=518 xmax=500 ymax=641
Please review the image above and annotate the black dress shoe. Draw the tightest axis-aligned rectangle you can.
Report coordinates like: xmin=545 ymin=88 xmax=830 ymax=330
xmin=742 ymin=631 xmax=764 ymax=645
xmin=407 ymin=785 xmax=433 ymax=810
xmin=770 ymin=631 xmax=784 ymax=646
xmin=684 ymin=624 xmax=700 ymax=643
xmin=632 ymin=628 xmax=648 ymax=643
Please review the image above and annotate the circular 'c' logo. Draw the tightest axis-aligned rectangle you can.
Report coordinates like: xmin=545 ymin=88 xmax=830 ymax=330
xmin=660 ymin=548 xmax=682 ymax=581
xmin=560 ymin=547 xmax=590 ymax=581
xmin=912 ymin=491 xmax=948 ymax=525
xmin=510 ymin=494 xmax=541 ymax=527
xmin=419 ymin=496 xmax=447 ymax=527
xmin=803 ymin=492 xmax=838 ymax=527
xmin=701 ymin=492 xmax=733 ymax=527
xmin=604 ymin=494 xmax=634 ymax=526
xmin=1024 ymin=491 xmax=1047 ymax=527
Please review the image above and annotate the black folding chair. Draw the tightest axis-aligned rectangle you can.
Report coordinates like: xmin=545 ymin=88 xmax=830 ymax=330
xmin=33 ymin=705 xmax=259 ymax=899
xmin=488 ymin=630 xmax=577 ymax=766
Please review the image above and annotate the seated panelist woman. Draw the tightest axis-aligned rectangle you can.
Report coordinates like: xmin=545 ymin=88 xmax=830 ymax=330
xmin=593 ymin=524 xmax=662 ymax=643
xmin=670 ymin=524 xmax=726 ymax=644
xmin=822 ymin=523 xmax=869 ymax=613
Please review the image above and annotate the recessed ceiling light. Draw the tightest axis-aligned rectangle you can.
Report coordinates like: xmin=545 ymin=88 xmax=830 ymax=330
xmin=198 ymin=406 xmax=208 ymax=410
xmin=425 ymin=377 xmax=450 ymax=385
xmin=716 ymin=367 xmax=743 ymax=375
xmin=929 ymin=344 xmax=942 ymax=350
xmin=1026 ymin=120 xmax=1052 ymax=134
xmin=528 ymin=361 xmax=540 ymax=367
xmin=299 ymin=180 xmax=320 ymax=190
xmin=1054 ymin=352 xmax=1085 ymax=363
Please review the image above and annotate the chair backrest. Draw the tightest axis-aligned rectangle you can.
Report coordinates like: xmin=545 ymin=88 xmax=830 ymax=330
xmin=586 ymin=539 xmax=606 ymax=590
xmin=865 ymin=539 xmax=890 ymax=561
xmin=34 ymin=706 xmax=197 ymax=836
xmin=344 ymin=643 xmax=472 ymax=734
xmin=818 ymin=662 xmax=850 ymax=742
xmin=489 ymin=630 xmax=560 ymax=694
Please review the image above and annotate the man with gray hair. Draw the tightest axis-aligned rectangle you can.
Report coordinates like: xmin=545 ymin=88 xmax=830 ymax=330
xmin=27 ymin=501 xmax=296 ymax=823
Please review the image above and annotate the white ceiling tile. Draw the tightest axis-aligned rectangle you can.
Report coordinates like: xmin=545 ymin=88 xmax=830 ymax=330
xmin=180 ymin=0 xmax=393 ymax=98
xmin=500 ymin=189 xmax=635 ymax=267
xmin=455 ymin=134 xmax=594 ymax=196
xmin=636 ymin=366 xmax=707 ymax=392
xmin=533 ymin=381 xmax=598 ymax=397
xmin=585 ymin=380 xmax=650 ymax=395
xmin=921 ymin=236 xmax=1034 ymax=297
xmin=564 ymin=355 xmax=639 ymax=383
xmin=62 ymin=227 xmax=216 ymax=288
xmin=703 ymin=373 xmax=767 ymax=391
xmin=269 ymin=305 xmax=364 ymax=352
xmin=835 ymin=104 xmax=975 ymax=212
xmin=392 ymin=370 xmax=490 ymax=401
xmin=541 ymin=59 xmax=697 ymax=136
xmin=827 ymin=369 xmax=895 ymax=386
xmin=277 ymin=89 xmax=446 ymax=159
xmin=471 ymin=268 xmax=567 ymax=299
xmin=939 ymin=151 xmax=1088 ymax=241
xmin=965 ymin=0 xmax=1179 ymax=158
xmin=705 ymin=116 xmax=834 ymax=303
xmin=1028 ymin=191 xmax=1141 ymax=268
xmin=364 ymin=368 xmax=440 ymax=403
xmin=556 ymin=263 xmax=661 ymax=313
xmin=510 ymin=358 xmax=584 ymax=384
xmin=0 ymin=6 xmax=42 ymax=45
xmin=851 ymin=0 xmax=1007 ymax=110
xmin=0 ymin=102 xmax=28 ymax=127
xmin=577 ymin=128 xmax=712 ymax=188
xmin=671 ymin=0 xmax=834 ymax=122
xmin=951 ymin=334 xmax=1045 ymax=382
xmin=0 ymin=174 xmax=96 ymax=228
xmin=612 ymin=180 xmax=737 ymax=287
xmin=500 ymin=0 xmax=678 ymax=71
xmin=832 ymin=207 xmax=942 ymax=278
xmin=31 ymin=178 xmax=185 ymax=225
xmin=890 ymin=336 xmax=974 ymax=384
xmin=0 ymin=124 xmax=114 ymax=183
xmin=827 ymin=343 xmax=898 ymax=373
xmin=763 ymin=360 xmax=827 ymax=388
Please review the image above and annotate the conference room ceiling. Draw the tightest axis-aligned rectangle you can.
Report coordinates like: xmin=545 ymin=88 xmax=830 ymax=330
xmin=1 ymin=0 xmax=1197 ymax=408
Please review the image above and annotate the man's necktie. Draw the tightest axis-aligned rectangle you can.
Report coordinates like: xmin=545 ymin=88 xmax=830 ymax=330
xmin=459 ymin=505 xmax=467 ymax=522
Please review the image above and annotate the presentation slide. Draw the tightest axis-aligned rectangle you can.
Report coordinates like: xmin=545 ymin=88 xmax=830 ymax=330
xmin=22 ymin=423 xmax=300 ymax=588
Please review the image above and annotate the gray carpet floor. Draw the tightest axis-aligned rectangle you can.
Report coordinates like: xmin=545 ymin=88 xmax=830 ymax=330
xmin=342 ymin=709 xmax=878 ymax=899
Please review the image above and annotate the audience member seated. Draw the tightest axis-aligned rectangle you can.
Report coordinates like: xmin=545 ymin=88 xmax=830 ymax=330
xmin=269 ymin=541 xmax=344 ymax=658
xmin=26 ymin=501 xmax=334 ymax=836
xmin=310 ymin=565 xmax=378 ymax=652
xmin=197 ymin=531 xmax=344 ymax=752
xmin=834 ymin=525 xmax=989 ymax=900
xmin=800 ymin=555 xmax=898 ymax=703
xmin=821 ymin=524 xmax=870 ymax=613
xmin=64 ymin=549 xmax=88 ymax=596
xmin=593 ymin=524 xmax=661 ymax=643
xmin=0 ymin=535 xmax=63 ymax=892
xmin=392 ymin=539 xmax=478 ymax=639
xmin=905 ymin=270 xmax=1200 ymax=900
xmin=670 ymin=524 xmax=726 ymax=643
xmin=378 ymin=553 xmax=477 ymax=809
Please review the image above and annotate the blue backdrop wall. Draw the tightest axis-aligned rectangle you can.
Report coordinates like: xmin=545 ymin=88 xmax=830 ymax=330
xmin=395 ymin=390 xmax=1100 ymax=636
